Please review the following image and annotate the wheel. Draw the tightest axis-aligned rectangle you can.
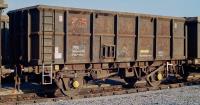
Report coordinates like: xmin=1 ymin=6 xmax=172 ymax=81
xmin=124 ymin=77 xmax=137 ymax=86
xmin=146 ymin=72 xmax=162 ymax=87
xmin=55 ymin=76 xmax=84 ymax=96
xmin=55 ymin=77 xmax=72 ymax=96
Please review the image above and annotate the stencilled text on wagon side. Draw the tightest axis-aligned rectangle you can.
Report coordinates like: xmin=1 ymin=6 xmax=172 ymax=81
xmin=72 ymin=45 xmax=85 ymax=57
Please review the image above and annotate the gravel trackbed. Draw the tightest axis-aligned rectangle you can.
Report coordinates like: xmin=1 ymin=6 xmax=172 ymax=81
xmin=26 ymin=85 xmax=200 ymax=105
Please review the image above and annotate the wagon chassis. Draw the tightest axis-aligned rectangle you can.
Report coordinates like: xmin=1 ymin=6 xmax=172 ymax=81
xmin=1 ymin=77 xmax=200 ymax=104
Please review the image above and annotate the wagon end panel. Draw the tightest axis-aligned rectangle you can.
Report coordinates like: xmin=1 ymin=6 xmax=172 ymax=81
xmin=8 ymin=13 xmax=15 ymax=64
xmin=8 ymin=10 xmax=30 ymax=65
xmin=38 ymin=9 xmax=66 ymax=65
xmin=186 ymin=17 xmax=200 ymax=64
xmin=66 ymin=11 xmax=91 ymax=63
xmin=29 ymin=9 xmax=42 ymax=65
xmin=136 ymin=16 xmax=154 ymax=61
xmin=186 ymin=19 xmax=197 ymax=59
xmin=54 ymin=11 xmax=65 ymax=64
xmin=116 ymin=15 xmax=135 ymax=62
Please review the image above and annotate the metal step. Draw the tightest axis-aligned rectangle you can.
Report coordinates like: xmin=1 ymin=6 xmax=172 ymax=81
xmin=42 ymin=64 xmax=53 ymax=85
xmin=167 ymin=62 xmax=173 ymax=77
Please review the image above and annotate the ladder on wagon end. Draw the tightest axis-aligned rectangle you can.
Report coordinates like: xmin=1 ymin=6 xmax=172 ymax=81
xmin=41 ymin=10 xmax=55 ymax=85
xmin=42 ymin=64 xmax=53 ymax=85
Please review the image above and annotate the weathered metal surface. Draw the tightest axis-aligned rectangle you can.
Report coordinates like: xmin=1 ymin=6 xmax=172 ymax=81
xmin=137 ymin=16 xmax=154 ymax=61
xmin=68 ymin=13 xmax=90 ymax=33
xmin=67 ymin=13 xmax=91 ymax=63
xmin=8 ymin=5 xmax=187 ymax=67
xmin=116 ymin=15 xmax=135 ymax=62
xmin=172 ymin=19 xmax=186 ymax=59
xmin=156 ymin=18 xmax=171 ymax=60
xmin=93 ymin=13 xmax=115 ymax=63
xmin=95 ymin=14 xmax=114 ymax=35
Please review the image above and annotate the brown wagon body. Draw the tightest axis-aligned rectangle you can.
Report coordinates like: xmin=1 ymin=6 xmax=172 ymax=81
xmin=5 ymin=5 xmax=193 ymax=92
xmin=8 ymin=5 xmax=187 ymax=66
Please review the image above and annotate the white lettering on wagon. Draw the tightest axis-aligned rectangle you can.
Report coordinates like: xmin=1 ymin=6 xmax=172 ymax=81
xmin=158 ymin=51 xmax=164 ymax=56
xmin=59 ymin=15 xmax=63 ymax=22
xmin=55 ymin=47 xmax=63 ymax=59
xmin=174 ymin=23 xmax=177 ymax=29
xmin=72 ymin=45 xmax=85 ymax=57
xmin=139 ymin=49 xmax=152 ymax=57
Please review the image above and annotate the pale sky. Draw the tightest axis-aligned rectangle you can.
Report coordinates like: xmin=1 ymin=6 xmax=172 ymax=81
xmin=4 ymin=0 xmax=199 ymax=17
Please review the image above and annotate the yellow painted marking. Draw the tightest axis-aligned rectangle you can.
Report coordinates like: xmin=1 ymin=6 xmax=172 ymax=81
xmin=73 ymin=81 xmax=80 ymax=88
xmin=140 ymin=50 xmax=150 ymax=53
xmin=157 ymin=73 xmax=163 ymax=81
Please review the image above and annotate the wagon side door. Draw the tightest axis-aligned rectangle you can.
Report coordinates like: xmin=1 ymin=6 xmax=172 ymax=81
xmin=93 ymin=13 xmax=115 ymax=62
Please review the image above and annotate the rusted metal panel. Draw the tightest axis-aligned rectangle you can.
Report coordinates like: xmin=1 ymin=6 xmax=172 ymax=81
xmin=117 ymin=37 xmax=135 ymax=61
xmin=140 ymin=17 xmax=154 ymax=36
xmin=36 ymin=9 xmax=65 ymax=64
xmin=41 ymin=10 xmax=55 ymax=64
xmin=55 ymin=12 xmax=64 ymax=33
xmin=66 ymin=12 xmax=91 ymax=63
xmin=68 ymin=13 xmax=90 ymax=34
xmin=155 ymin=18 xmax=171 ymax=60
xmin=54 ymin=11 xmax=65 ymax=64
xmin=92 ymin=35 xmax=101 ymax=62
xmin=54 ymin=35 xmax=64 ymax=64
xmin=172 ymin=19 xmax=185 ymax=59
xmin=157 ymin=18 xmax=170 ymax=36
xmin=99 ymin=35 xmax=115 ymax=62
xmin=93 ymin=13 xmax=115 ymax=62
xmin=95 ymin=14 xmax=114 ymax=35
xmin=174 ymin=21 xmax=184 ymax=36
xmin=8 ymin=8 xmax=65 ymax=65
xmin=116 ymin=15 xmax=135 ymax=62
xmin=118 ymin=15 xmax=135 ymax=35
xmin=8 ymin=5 xmax=188 ymax=67
xmin=137 ymin=16 xmax=154 ymax=61
xmin=172 ymin=38 xmax=185 ymax=59
xmin=137 ymin=37 xmax=154 ymax=60
xmin=67 ymin=35 xmax=90 ymax=63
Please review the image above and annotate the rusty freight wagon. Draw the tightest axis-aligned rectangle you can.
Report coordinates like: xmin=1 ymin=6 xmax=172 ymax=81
xmin=8 ymin=5 xmax=187 ymax=95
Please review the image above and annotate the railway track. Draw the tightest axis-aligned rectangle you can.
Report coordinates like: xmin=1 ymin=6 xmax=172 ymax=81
xmin=0 ymin=78 xmax=200 ymax=105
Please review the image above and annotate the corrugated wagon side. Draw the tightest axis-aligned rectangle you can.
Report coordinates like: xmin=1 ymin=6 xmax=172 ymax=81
xmin=8 ymin=5 xmax=188 ymax=94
